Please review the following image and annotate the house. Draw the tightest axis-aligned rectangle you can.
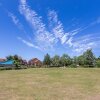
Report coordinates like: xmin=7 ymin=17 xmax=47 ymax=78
xmin=21 ymin=60 xmax=27 ymax=65
xmin=0 ymin=58 xmax=6 ymax=62
xmin=0 ymin=59 xmax=14 ymax=66
xmin=28 ymin=58 xmax=42 ymax=67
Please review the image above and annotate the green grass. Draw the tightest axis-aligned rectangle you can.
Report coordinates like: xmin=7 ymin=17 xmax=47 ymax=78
xmin=0 ymin=68 xmax=100 ymax=100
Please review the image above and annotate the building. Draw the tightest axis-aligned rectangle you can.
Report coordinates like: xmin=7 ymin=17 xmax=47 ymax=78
xmin=0 ymin=59 xmax=14 ymax=67
xmin=0 ymin=58 xmax=6 ymax=62
xmin=22 ymin=60 xmax=27 ymax=65
xmin=28 ymin=58 xmax=42 ymax=67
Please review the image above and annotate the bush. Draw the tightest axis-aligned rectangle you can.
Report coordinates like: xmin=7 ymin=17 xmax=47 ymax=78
xmin=96 ymin=60 xmax=100 ymax=68
xmin=0 ymin=65 xmax=28 ymax=70
xmin=69 ymin=64 xmax=77 ymax=68
xmin=0 ymin=66 xmax=13 ymax=70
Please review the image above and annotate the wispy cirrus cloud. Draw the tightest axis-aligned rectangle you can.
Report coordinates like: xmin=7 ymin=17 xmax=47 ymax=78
xmin=19 ymin=0 xmax=57 ymax=50
xmin=48 ymin=10 xmax=82 ymax=45
xmin=8 ymin=12 xmax=34 ymax=42
xmin=91 ymin=17 xmax=100 ymax=25
xmin=17 ymin=0 xmax=100 ymax=54
xmin=8 ymin=13 xmax=19 ymax=25
xmin=8 ymin=12 xmax=23 ymax=30
xmin=18 ymin=37 xmax=41 ymax=50
xmin=48 ymin=10 xmax=67 ymax=44
xmin=67 ymin=34 xmax=100 ymax=54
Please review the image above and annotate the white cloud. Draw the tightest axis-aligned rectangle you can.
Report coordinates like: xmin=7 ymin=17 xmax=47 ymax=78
xmin=19 ymin=0 xmax=57 ymax=50
xmin=48 ymin=10 xmax=81 ymax=45
xmin=17 ymin=37 xmax=41 ymax=50
xmin=91 ymin=17 xmax=100 ymax=25
xmin=8 ymin=12 xmax=23 ymax=30
xmin=48 ymin=10 xmax=66 ymax=44
xmin=19 ymin=0 xmax=83 ymax=51
xmin=18 ymin=0 xmax=100 ymax=54
xmin=66 ymin=37 xmax=73 ymax=47
xmin=69 ymin=35 xmax=99 ymax=54
xmin=8 ymin=12 xmax=33 ymax=42
xmin=8 ymin=12 xmax=19 ymax=25
xmin=70 ymin=28 xmax=81 ymax=36
xmin=61 ymin=33 xmax=69 ymax=44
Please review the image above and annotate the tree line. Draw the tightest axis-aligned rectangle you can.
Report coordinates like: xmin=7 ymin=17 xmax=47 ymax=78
xmin=43 ymin=49 xmax=100 ymax=68
xmin=1 ymin=49 xmax=100 ymax=69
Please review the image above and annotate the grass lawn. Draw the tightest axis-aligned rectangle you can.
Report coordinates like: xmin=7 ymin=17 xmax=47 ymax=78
xmin=0 ymin=68 xmax=100 ymax=100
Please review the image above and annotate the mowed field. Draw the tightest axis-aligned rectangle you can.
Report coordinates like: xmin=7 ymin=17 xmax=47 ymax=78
xmin=0 ymin=68 xmax=100 ymax=100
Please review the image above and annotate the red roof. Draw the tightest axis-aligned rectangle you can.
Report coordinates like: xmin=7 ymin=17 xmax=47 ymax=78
xmin=0 ymin=58 xmax=6 ymax=62
xmin=28 ymin=58 xmax=42 ymax=65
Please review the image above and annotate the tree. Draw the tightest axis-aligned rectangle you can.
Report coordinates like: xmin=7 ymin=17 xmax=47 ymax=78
xmin=60 ymin=54 xmax=72 ymax=67
xmin=43 ymin=53 xmax=51 ymax=67
xmin=77 ymin=55 xmax=84 ymax=66
xmin=83 ymin=49 xmax=96 ymax=67
xmin=73 ymin=56 xmax=79 ymax=65
xmin=6 ymin=55 xmax=23 ymax=69
xmin=96 ymin=56 xmax=100 ymax=67
xmin=96 ymin=60 xmax=100 ymax=68
xmin=6 ymin=55 xmax=14 ymax=60
xmin=13 ymin=60 xmax=21 ymax=69
xmin=51 ymin=55 xmax=60 ymax=67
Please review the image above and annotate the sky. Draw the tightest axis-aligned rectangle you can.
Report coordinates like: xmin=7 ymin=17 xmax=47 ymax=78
xmin=0 ymin=0 xmax=100 ymax=60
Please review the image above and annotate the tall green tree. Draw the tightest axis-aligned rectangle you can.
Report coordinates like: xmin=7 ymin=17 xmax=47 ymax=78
xmin=83 ymin=49 xmax=96 ymax=67
xmin=60 ymin=54 xmax=72 ymax=67
xmin=73 ymin=56 xmax=78 ymax=65
xmin=6 ymin=55 xmax=14 ymax=60
xmin=51 ymin=55 xmax=60 ymax=67
xmin=77 ymin=55 xmax=84 ymax=66
xmin=43 ymin=53 xmax=51 ymax=67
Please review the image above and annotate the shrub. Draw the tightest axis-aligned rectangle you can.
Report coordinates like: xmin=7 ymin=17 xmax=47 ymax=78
xmin=96 ymin=60 xmax=100 ymax=68
xmin=69 ymin=64 xmax=77 ymax=68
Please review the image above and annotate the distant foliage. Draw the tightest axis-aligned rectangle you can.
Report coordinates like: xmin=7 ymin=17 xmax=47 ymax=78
xmin=51 ymin=55 xmax=60 ymax=67
xmin=0 ymin=49 xmax=99 ymax=70
xmin=60 ymin=54 xmax=72 ymax=67
xmin=42 ymin=49 xmax=98 ymax=68
xmin=83 ymin=49 xmax=96 ymax=67
xmin=43 ymin=53 xmax=51 ymax=67
xmin=96 ymin=57 xmax=100 ymax=68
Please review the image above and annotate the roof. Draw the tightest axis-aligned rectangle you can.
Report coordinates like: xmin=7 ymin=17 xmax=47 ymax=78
xmin=0 ymin=60 xmax=14 ymax=65
xmin=29 ymin=58 xmax=40 ymax=62
xmin=28 ymin=58 xmax=42 ymax=64
xmin=0 ymin=58 xmax=6 ymax=62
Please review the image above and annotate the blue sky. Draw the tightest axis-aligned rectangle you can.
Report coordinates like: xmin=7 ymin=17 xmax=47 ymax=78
xmin=0 ymin=0 xmax=100 ymax=60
